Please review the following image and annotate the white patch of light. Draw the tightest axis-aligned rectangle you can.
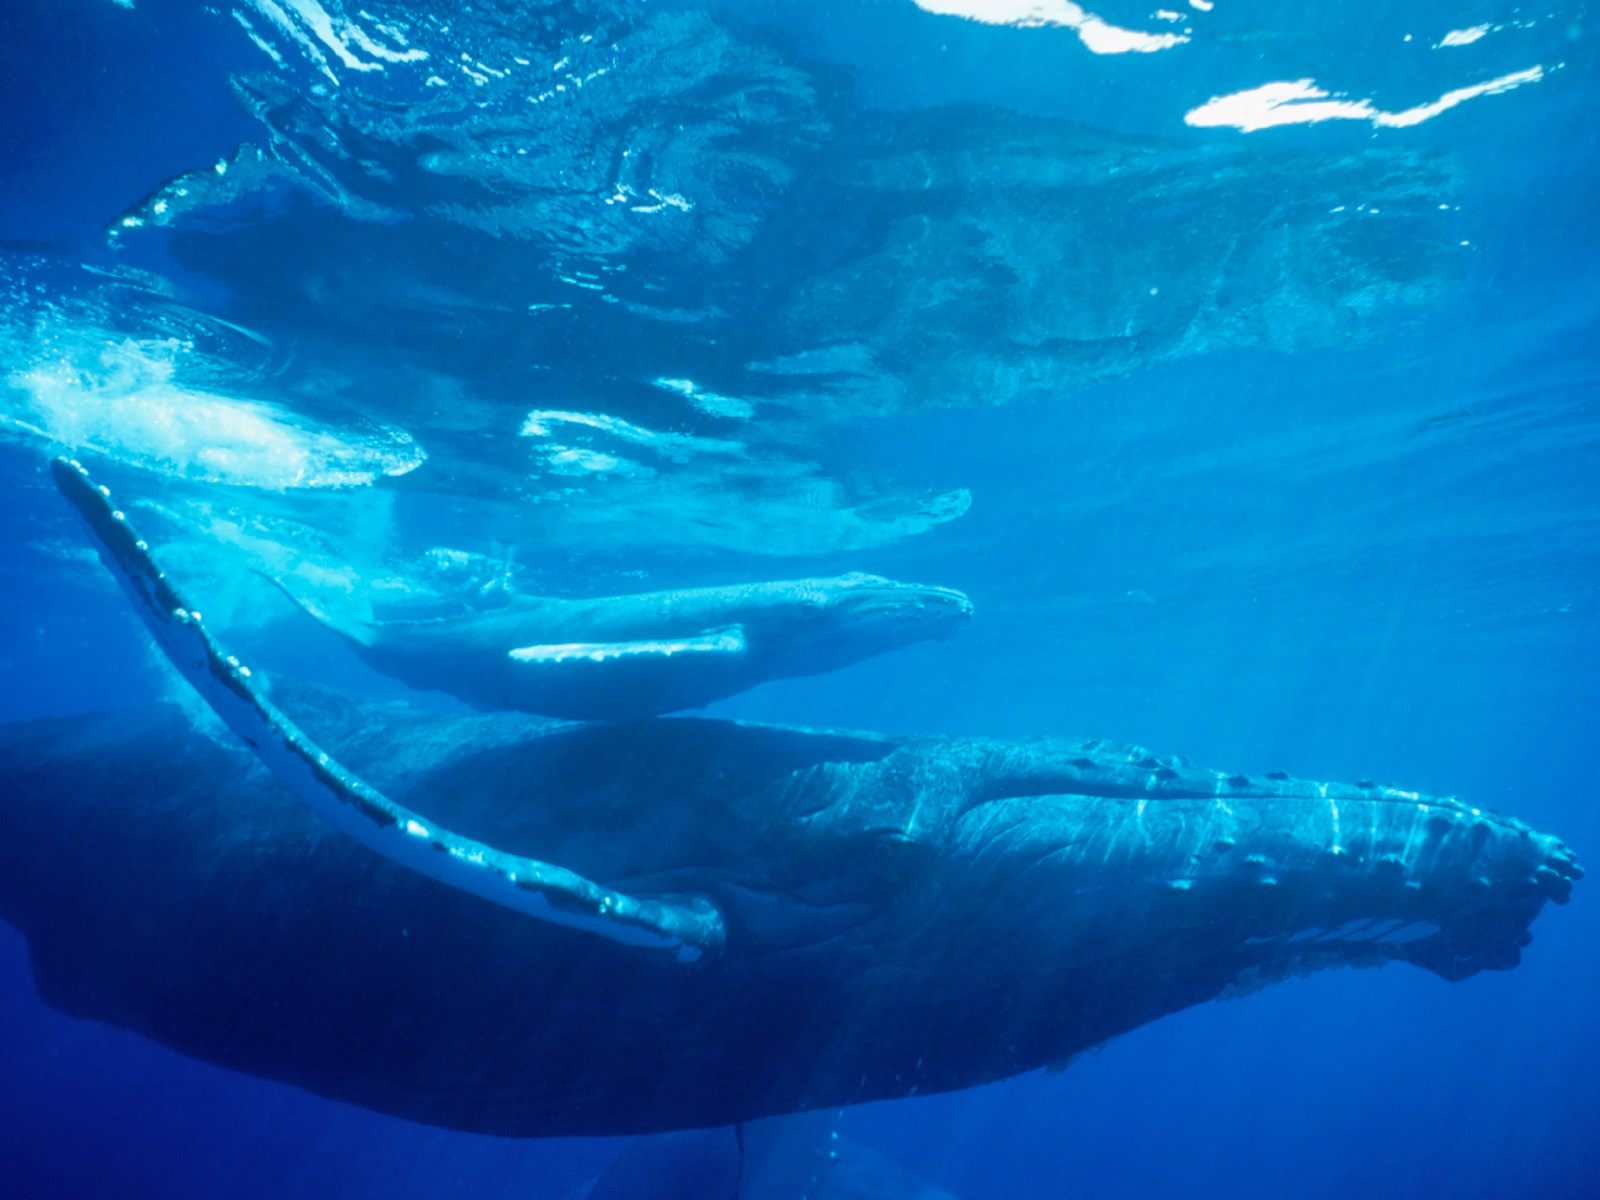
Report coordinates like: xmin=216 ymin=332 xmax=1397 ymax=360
xmin=424 ymin=547 xmax=473 ymax=573
xmin=1438 ymin=24 xmax=1491 ymax=48
xmin=629 ymin=189 xmax=693 ymax=215
xmin=250 ymin=0 xmax=338 ymax=83
xmin=246 ymin=0 xmax=426 ymax=83
xmin=1189 ymin=0 xmax=1213 ymax=10
xmin=1376 ymin=67 xmax=1545 ymax=127
xmin=520 ymin=409 xmax=745 ymax=461
xmin=509 ymin=627 xmax=746 ymax=664
xmin=605 ymin=182 xmax=690 ymax=215
xmin=544 ymin=446 xmax=630 ymax=475
xmin=653 ymin=377 xmax=755 ymax=421
xmin=336 ymin=13 xmax=426 ymax=63
xmin=283 ymin=0 xmax=424 ymax=67
xmin=1184 ymin=66 xmax=1545 ymax=132
xmin=233 ymin=8 xmax=288 ymax=69
xmin=909 ymin=0 xmax=1187 ymax=55
xmin=404 ymin=819 xmax=430 ymax=838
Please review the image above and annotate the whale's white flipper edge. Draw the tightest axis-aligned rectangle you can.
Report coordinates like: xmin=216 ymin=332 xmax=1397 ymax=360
xmin=49 ymin=457 xmax=725 ymax=964
xmin=509 ymin=625 xmax=748 ymax=666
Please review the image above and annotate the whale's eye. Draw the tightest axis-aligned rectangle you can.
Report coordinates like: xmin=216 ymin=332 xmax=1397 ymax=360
xmin=860 ymin=826 xmax=932 ymax=879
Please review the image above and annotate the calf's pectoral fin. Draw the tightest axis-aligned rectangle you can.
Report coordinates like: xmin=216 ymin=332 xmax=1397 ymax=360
xmin=508 ymin=625 xmax=747 ymax=665
xmin=49 ymin=457 xmax=725 ymax=964
xmin=251 ymin=567 xmax=378 ymax=650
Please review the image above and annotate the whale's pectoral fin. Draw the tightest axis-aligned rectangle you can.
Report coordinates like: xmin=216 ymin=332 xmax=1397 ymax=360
xmin=508 ymin=625 xmax=748 ymax=666
xmin=49 ymin=458 xmax=725 ymax=963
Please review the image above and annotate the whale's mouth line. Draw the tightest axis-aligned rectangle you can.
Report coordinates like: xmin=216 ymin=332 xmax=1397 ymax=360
xmin=828 ymin=581 xmax=973 ymax=610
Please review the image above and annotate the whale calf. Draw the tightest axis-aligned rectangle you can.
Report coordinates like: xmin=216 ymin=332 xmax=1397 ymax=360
xmin=261 ymin=566 xmax=972 ymax=722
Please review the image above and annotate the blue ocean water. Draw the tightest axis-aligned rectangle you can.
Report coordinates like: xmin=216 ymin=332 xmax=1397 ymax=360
xmin=1 ymin=1 xmax=1596 ymax=1197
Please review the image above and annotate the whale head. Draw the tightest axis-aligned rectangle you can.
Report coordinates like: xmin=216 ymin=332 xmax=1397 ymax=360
xmin=737 ymin=571 xmax=973 ymax=677
xmin=905 ymin=743 xmax=1583 ymax=1021
xmin=734 ymin=738 xmax=1583 ymax=1105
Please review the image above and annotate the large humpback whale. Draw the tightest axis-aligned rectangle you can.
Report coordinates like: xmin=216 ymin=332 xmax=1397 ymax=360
xmin=0 ymin=682 xmax=1579 ymax=1135
xmin=10 ymin=456 xmax=1578 ymax=1136
xmin=261 ymin=566 xmax=972 ymax=722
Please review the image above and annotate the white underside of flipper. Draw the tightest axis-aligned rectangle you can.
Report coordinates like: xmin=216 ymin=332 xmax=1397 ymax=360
xmin=50 ymin=457 xmax=725 ymax=963
xmin=510 ymin=626 xmax=747 ymax=664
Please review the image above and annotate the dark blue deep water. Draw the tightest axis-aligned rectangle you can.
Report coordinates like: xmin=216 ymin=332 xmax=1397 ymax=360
xmin=2 ymin=1 xmax=1597 ymax=1197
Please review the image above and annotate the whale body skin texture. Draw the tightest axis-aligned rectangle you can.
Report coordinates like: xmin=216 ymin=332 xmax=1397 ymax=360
xmin=0 ymin=687 xmax=1579 ymax=1137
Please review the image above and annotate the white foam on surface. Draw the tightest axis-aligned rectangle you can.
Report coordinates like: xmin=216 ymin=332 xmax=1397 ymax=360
xmin=1184 ymin=66 xmax=1545 ymax=132
xmin=1376 ymin=66 xmax=1545 ymax=128
xmin=233 ymin=9 xmax=288 ymax=69
xmin=1439 ymin=25 xmax=1492 ymax=48
xmin=653 ymin=377 xmax=756 ymax=421
xmin=245 ymin=0 xmax=427 ymax=81
xmin=520 ymin=409 xmax=746 ymax=461
xmin=5 ymin=339 xmax=425 ymax=489
xmin=910 ymin=0 xmax=1188 ymax=54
